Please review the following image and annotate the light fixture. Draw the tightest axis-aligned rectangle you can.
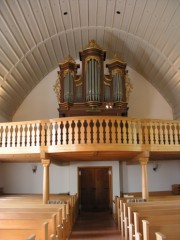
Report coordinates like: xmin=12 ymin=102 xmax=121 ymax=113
xmin=153 ymin=163 xmax=158 ymax=172
xmin=32 ymin=165 xmax=37 ymax=173
xmin=106 ymin=102 xmax=113 ymax=109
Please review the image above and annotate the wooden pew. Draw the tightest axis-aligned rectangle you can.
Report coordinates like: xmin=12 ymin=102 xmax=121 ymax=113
xmin=0 ymin=194 xmax=78 ymax=240
xmin=132 ymin=206 xmax=180 ymax=240
xmin=0 ymin=205 xmax=66 ymax=224
xmin=0 ymin=193 xmax=78 ymax=228
xmin=0 ymin=205 xmax=67 ymax=240
xmin=115 ymin=197 xmax=180 ymax=240
xmin=0 ymin=204 xmax=70 ymax=240
xmin=0 ymin=221 xmax=49 ymax=240
xmin=26 ymin=233 xmax=57 ymax=240
xmin=0 ymin=212 xmax=58 ymax=235
xmin=0 ymin=199 xmax=72 ymax=227
xmin=155 ymin=232 xmax=166 ymax=240
xmin=26 ymin=235 xmax=36 ymax=240
xmin=141 ymin=219 xmax=180 ymax=240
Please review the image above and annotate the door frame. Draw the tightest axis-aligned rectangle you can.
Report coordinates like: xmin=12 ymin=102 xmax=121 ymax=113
xmin=78 ymin=166 xmax=113 ymax=211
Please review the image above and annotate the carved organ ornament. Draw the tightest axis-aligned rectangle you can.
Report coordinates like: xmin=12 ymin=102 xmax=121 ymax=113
xmin=55 ymin=40 xmax=132 ymax=117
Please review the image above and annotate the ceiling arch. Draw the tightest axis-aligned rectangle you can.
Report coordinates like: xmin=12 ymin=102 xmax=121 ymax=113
xmin=1 ymin=0 xmax=180 ymax=121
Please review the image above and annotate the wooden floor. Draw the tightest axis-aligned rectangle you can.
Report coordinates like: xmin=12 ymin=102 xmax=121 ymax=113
xmin=69 ymin=211 xmax=123 ymax=240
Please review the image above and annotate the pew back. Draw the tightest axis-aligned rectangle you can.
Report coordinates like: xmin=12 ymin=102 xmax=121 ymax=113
xmin=115 ymin=196 xmax=180 ymax=240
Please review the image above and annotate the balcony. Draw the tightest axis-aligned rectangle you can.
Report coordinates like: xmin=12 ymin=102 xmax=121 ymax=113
xmin=0 ymin=116 xmax=180 ymax=163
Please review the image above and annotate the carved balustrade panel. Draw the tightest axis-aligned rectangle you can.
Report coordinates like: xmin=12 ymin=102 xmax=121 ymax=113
xmin=0 ymin=118 xmax=179 ymax=154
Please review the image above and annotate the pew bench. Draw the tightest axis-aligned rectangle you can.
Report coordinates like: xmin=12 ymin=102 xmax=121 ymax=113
xmin=132 ymin=209 xmax=180 ymax=240
xmin=141 ymin=219 xmax=180 ymax=240
xmin=115 ymin=197 xmax=180 ymax=240
xmin=0 ymin=212 xmax=58 ymax=234
xmin=0 ymin=211 xmax=66 ymax=240
xmin=0 ymin=221 xmax=50 ymax=240
xmin=0 ymin=205 xmax=70 ymax=240
xmin=0 ymin=194 xmax=78 ymax=240
xmin=121 ymin=201 xmax=180 ymax=237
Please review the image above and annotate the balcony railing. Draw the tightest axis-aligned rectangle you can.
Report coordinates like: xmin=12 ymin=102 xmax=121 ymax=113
xmin=0 ymin=116 xmax=180 ymax=154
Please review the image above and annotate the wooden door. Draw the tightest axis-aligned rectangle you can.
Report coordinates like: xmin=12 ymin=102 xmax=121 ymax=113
xmin=78 ymin=167 xmax=112 ymax=211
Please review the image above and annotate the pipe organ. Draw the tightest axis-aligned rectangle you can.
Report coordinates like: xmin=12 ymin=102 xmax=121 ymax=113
xmin=56 ymin=40 xmax=131 ymax=117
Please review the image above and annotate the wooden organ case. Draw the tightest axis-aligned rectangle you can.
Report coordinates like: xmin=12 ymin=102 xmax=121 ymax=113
xmin=57 ymin=40 xmax=130 ymax=117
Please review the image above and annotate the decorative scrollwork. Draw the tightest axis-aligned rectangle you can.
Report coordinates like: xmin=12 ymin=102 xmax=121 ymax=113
xmin=112 ymin=68 xmax=123 ymax=77
xmin=110 ymin=53 xmax=126 ymax=64
xmin=61 ymin=55 xmax=76 ymax=64
xmin=75 ymin=75 xmax=82 ymax=87
xmin=85 ymin=56 xmax=100 ymax=66
xmin=86 ymin=39 xmax=103 ymax=50
xmin=125 ymin=74 xmax=133 ymax=101
xmin=63 ymin=69 xmax=75 ymax=79
xmin=53 ymin=74 xmax=61 ymax=103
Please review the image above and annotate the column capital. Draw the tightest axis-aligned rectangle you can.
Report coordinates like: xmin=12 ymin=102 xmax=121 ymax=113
xmin=40 ymin=150 xmax=49 ymax=159
xmin=139 ymin=157 xmax=149 ymax=165
xmin=41 ymin=159 xmax=51 ymax=167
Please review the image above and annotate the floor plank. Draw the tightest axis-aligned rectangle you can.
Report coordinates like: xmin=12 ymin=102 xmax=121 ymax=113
xmin=69 ymin=211 xmax=123 ymax=240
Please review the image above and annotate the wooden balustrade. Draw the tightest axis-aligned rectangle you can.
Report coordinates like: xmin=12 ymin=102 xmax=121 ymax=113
xmin=0 ymin=117 xmax=179 ymax=154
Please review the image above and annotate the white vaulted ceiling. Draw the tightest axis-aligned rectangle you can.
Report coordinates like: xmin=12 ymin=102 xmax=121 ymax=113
xmin=0 ymin=0 xmax=180 ymax=121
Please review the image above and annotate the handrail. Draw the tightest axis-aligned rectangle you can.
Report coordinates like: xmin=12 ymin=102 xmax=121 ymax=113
xmin=0 ymin=117 xmax=179 ymax=151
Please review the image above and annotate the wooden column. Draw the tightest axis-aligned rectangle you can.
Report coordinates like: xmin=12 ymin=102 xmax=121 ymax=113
xmin=139 ymin=157 xmax=149 ymax=201
xmin=41 ymin=159 xmax=50 ymax=204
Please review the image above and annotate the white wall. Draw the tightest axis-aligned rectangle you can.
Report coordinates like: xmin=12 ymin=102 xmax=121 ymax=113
xmin=50 ymin=164 xmax=69 ymax=194
xmin=13 ymin=70 xmax=59 ymax=121
xmin=1 ymin=163 xmax=69 ymax=194
xmin=147 ymin=160 xmax=180 ymax=191
xmin=1 ymin=163 xmax=43 ymax=194
xmin=0 ymin=115 xmax=9 ymax=123
xmin=122 ymin=160 xmax=180 ymax=193
xmin=127 ymin=67 xmax=173 ymax=120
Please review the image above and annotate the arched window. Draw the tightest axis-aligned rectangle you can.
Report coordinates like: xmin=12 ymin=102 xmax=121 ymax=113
xmin=86 ymin=59 xmax=100 ymax=101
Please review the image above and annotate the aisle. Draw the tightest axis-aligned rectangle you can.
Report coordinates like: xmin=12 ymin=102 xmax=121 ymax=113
xmin=69 ymin=211 xmax=123 ymax=240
